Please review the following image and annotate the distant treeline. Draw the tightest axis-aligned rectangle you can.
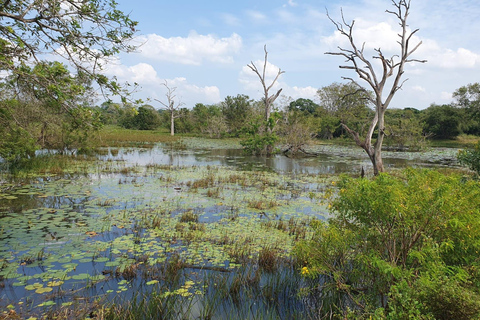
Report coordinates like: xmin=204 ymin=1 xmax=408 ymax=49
xmin=98 ymin=82 xmax=480 ymax=146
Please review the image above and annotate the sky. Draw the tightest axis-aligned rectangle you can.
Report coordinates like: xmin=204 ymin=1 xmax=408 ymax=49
xmin=103 ymin=0 xmax=480 ymax=110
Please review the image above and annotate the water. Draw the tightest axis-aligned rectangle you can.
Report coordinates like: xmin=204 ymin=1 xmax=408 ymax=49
xmin=0 ymin=141 xmax=461 ymax=316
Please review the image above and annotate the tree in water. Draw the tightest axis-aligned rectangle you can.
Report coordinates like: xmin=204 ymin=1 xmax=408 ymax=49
xmin=326 ymin=0 xmax=426 ymax=175
xmin=246 ymin=45 xmax=284 ymax=155
xmin=155 ymin=81 xmax=184 ymax=136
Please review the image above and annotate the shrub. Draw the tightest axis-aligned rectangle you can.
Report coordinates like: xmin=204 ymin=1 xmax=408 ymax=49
xmin=458 ymin=141 xmax=480 ymax=176
xmin=295 ymin=169 xmax=480 ymax=319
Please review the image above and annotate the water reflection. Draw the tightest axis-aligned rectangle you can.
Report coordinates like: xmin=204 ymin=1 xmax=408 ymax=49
xmin=98 ymin=145 xmax=454 ymax=175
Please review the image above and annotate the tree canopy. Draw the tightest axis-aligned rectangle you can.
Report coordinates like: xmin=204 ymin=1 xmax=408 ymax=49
xmin=0 ymin=0 xmax=137 ymax=98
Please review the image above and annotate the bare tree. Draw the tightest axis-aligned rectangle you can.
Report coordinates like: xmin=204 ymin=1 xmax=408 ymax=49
xmin=247 ymin=45 xmax=285 ymax=154
xmin=155 ymin=81 xmax=184 ymax=136
xmin=326 ymin=0 xmax=426 ymax=175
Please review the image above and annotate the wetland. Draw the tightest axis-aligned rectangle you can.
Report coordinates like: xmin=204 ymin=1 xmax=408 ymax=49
xmin=0 ymin=139 xmax=460 ymax=319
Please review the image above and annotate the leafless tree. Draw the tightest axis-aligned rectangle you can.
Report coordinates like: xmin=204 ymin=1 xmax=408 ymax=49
xmin=326 ymin=0 xmax=426 ymax=175
xmin=155 ymin=81 xmax=184 ymax=136
xmin=247 ymin=45 xmax=285 ymax=154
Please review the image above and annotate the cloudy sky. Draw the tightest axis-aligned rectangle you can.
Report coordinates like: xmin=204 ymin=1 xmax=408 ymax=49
xmin=106 ymin=0 xmax=480 ymax=110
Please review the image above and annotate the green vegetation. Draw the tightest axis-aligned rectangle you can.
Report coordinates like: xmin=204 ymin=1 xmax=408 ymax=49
xmin=295 ymin=169 xmax=480 ymax=319
xmin=2 ymin=1 xmax=480 ymax=319
xmin=458 ymin=141 xmax=480 ymax=176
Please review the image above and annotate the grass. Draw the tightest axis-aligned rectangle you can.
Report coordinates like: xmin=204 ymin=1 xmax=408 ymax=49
xmin=428 ymin=134 xmax=480 ymax=148
xmin=94 ymin=125 xmax=180 ymax=147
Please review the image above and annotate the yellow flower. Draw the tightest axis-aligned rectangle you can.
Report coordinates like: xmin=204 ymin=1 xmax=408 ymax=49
xmin=301 ymin=266 xmax=310 ymax=275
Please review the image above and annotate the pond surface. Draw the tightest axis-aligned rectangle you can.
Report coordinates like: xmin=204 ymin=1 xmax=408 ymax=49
xmin=0 ymin=140 xmax=461 ymax=317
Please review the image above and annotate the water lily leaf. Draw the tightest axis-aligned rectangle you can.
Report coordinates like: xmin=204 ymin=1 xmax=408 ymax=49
xmin=37 ymin=300 xmax=55 ymax=307
xmin=71 ymin=273 xmax=89 ymax=280
xmin=146 ymin=280 xmax=159 ymax=285
xmin=47 ymin=280 xmax=64 ymax=287
xmin=25 ymin=283 xmax=43 ymax=291
xmin=35 ymin=287 xmax=53 ymax=294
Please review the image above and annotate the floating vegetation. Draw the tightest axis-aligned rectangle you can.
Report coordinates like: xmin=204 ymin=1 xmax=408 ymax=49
xmin=0 ymin=140 xmax=463 ymax=318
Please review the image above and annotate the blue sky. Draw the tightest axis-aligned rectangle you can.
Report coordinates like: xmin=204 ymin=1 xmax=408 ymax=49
xmin=105 ymin=0 xmax=480 ymax=110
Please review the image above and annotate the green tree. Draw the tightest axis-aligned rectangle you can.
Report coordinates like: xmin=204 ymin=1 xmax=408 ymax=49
xmin=316 ymin=82 xmax=373 ymax=137
xmin=453 ymin=83 xmax=480 ymax=135
xmin=0 ymin=61 xmax=101 ymax=162
xmin=422 ymin=104 xmax=461 ymax=139
xmin=458 ymin=142 xmax=480 ymax=176
xmin=0 ymin=0 xmax=137 ymax=97
xmin=135 ymin=105 xmax=161 ymax=130
xmin=384 ymin=108 xmax=426 ymax=150
xmin=288 ymin=98 xmax=319 ymax=114
xmin=193 ymin=103 xmax=227 ymax=138
xmin=221 ymin=94 xmax=253 ymax=136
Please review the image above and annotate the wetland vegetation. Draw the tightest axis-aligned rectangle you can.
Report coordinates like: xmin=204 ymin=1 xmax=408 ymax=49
xmin=2 ymin=1 xmax=480 ymax=318
xmin=0 ymin=130 xmax=475 ymax=319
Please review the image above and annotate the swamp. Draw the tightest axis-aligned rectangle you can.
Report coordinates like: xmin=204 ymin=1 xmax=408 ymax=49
xmin=0 ymin=138 xmax=460 ymax=319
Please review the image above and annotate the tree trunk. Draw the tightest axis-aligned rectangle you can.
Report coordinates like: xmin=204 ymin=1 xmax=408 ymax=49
xmin=170 ymin=110 xmax=175 ymax=136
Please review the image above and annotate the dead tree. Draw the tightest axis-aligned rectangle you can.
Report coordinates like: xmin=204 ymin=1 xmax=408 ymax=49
xmin=326 ymin=0 xmax=426 ymax=175
xmin=154 ymin=81 xmax=184 ymax=136
xmin=247 ymin=45 xmax=285 ymax=154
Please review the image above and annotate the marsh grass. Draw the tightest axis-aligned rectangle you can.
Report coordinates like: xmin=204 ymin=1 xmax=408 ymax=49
xmin=95 ymin=125 xmax=179 ymax=148
xmin=99 ymin=262 xmax=310 ymax=320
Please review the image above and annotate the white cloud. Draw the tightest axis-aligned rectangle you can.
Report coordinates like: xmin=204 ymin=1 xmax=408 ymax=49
xmin=103 ymin=62 xmax=220 ymax=106
xmin=426 ymin=47 xmax=480 ymax=69
xmin=137 ymin=32 xmax=242 ymax=65
xmin=246 ymin=10 xmax=267 ymax=23
xmin=323 ymin=19 xmax=406 ymax=54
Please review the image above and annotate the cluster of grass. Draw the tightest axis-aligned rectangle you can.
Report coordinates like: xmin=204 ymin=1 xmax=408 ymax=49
xmin=429 ymin=134 xmax=480 ymax=148
xmin=94 ymin=125 xmax=180 ymax=148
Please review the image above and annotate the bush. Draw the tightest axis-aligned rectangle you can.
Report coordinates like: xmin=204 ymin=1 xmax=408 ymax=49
xmin=458 ymin=142 xmax=480 ymax=176
xmin=295 ymin=169 xmax=480 ymax=319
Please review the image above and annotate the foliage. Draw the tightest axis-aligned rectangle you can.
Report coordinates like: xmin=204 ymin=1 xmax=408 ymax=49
xmin=240 ymin=113 xmax=280 ymax=155
xmin=453 ymin=83 xmax=480 ymax=135
xmin=316 ymin=82 xmax=374 ymax=137
xmin=0 ymin=0 xmax=137 ymax=97
xmin=278 ymin=110 xmax=315 ymax=155
xmin=295 ymin=169 xmax=480 ymax=319
xmin=422 ymin=104 xmax=461 ymax=139
xmin=288 ymin=98 xmax=320 ymax=114
xmin=221 ymin=94 xmax=254 ymax=136
xmin=0 ymin=61 xmax=101 ymax=163
xmin=458 ymin=141 xmax=480 ymax=176
xmin=384 ymin=108 xmax=427 ymax=150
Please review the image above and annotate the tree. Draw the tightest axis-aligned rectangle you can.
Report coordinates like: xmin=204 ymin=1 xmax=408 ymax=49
xmin=384 ymin=108 xmax=427 ymax=150
xmin=326 ymin=0 xmax=426 ymax=175
xmin=288 ymin=98 xmax=319 ymax=114
xmin=0 ymin=61 xmax=101 ymax=162
xmin=422 ymin=104 xmax=461 ymax=139
xmin=135 ymin=105 xmax=161 ymax=130
xmin=453 ymin=83 xmax=480 ymax=135
xmin=155 ymin=81 xmax=184 ymax=136
xmin=221 ymin=94 xmax=253 ymax=136
xmin=247 ymin=45 xmax=284 ymax=155
xmin=295 ymin=169 xmax=480 ymax=318
xmin=317 ymin=82 xmax=373 ymax=137
xmin=0 ymin=0 xmax=137 ymax=98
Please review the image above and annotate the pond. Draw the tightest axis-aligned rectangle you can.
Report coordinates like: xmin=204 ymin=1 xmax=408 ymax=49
xmin=0 ymin=139 xmax=460 ymax=318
